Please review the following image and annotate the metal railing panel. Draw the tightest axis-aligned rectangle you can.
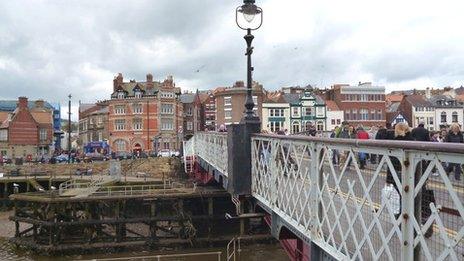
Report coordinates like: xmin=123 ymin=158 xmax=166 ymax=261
xmin=251 ymin=134 xmax=464 ymax=260
xmin=195 ymin=132 xmax=229 ymax=176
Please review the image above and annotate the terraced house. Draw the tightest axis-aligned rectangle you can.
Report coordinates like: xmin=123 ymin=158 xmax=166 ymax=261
xmin=262 ymin=87 xmax=327 ymax=134
xmin=107 ymin=73 xmax=182 ymax=156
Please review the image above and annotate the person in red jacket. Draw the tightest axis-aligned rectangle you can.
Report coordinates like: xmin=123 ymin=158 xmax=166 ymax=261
xmin=356 ymin=126 xmax=369 ymax=169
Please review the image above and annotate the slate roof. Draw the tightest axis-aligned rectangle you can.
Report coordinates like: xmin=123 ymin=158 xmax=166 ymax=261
xmin=0 ymin=100 xmax=55 ymax=112
xmin=404 ymin=95 xmax=433 ymax=107
xmin=180 ymin=93 xmax=195 ymax=104
xmin=112 ymin=82 xmax=163 ymax=97
xmin=428 ymin=95 xmax=462 ymax=107
xmin=283 ymin=93 xmax=302 ymax=104
xmin=387 ymin=102 xmax=400 ymax=112
xmin=79 ymin=103 xmax=95 ymax=113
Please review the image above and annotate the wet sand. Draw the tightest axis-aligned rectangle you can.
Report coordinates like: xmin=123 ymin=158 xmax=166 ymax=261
xmin=0 ymin=211 xmax=15 ymax=238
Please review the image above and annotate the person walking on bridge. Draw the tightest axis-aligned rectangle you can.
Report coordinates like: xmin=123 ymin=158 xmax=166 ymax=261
xmin=410 ymin=121 xmax=435 ymax=237
xmin=330 ymin=126 xmax=340 ymax=165
xmin=445 ymin=123 xmax=463 ymax=181
xmin=356 ymin=126 xmax=369 ymax=169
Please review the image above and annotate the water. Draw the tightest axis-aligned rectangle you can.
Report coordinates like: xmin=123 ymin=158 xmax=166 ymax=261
xmin=0 ymin=238 xmax=289 ymax=261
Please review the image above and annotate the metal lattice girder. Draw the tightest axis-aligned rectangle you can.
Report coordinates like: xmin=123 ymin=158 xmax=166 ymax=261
xmin=251 ymin=134 xmax=464 ymax=261
xmin=193 ymin=132 xmax=229 ymax=176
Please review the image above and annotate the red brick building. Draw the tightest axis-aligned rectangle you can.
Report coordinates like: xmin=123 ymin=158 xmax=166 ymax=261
xmin=0 ymin=97 xmax=53 ymax=159
xmin=203 ymin=91 xmax=216 ymax=130
xmin=325 ymin=82 xmax=386 ymax=127
xmin=180 ymin=91 xmax=204 ymax=139
xmin=214 ymin=81 xmax=265 ymax=127
xmin=108 ymin=73 xmax=182 ymax=155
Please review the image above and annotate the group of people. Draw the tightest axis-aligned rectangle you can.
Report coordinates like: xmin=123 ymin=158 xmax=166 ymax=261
xmin=330 ymin=121 xmax=463 ymax=180
xmin=328 ymin=121 xmax=463 ymax=238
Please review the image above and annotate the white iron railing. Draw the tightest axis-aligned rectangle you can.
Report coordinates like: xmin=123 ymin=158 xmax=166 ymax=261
xmin=58 ymin=176 xmax=114 ymax=196
xmin=251 ymin=134 xmax=464 ymax=261
xmin=183 ymin=137 xmax=196 ymax=174
xmin=195 ymin=132 xmax=229 ymax=176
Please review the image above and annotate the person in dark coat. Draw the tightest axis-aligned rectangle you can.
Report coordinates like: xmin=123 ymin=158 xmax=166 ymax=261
xmin=445 ymin=123 xmax=463 ymax=180
xmin=385 ymin=123 xmax=412 ymax=221
xmin=387 ymin=123 xmax=413 ymax=186
xmin=411 ymin=121 xmax=430 ymax=141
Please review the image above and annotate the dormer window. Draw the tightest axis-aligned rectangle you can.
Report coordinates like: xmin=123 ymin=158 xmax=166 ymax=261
xmin=134 ymin=91 xmax=142 ymax=99
xmin=117 ymin=92 xmax=125 ymax=99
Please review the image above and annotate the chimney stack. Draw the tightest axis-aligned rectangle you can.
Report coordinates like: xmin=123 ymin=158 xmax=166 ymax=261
xmin=425 ymin=87 xmax=431 ymax=99
xmin=146 ymin=73 xmax=154 ymax=89
xmin=234 ymin=81 xmax=245 ymax=88
xmin=35 ymin=99 xmax=45 ymax=108
xmin=113 ymin=73 xmax=124 ymax=92
xmin=18 ymin=97 xmax=28 ymax=109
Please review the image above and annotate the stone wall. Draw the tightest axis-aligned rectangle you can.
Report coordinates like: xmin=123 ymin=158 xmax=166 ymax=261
xmin=0 ymin=157 xmax=182 ymax=179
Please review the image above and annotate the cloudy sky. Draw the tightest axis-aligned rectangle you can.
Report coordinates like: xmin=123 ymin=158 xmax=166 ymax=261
xmin=1 ymin=0 xmax=464 ymax=119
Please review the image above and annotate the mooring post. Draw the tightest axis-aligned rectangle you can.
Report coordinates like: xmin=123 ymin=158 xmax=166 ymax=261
xmin=208 ymin=197 xmax=213 ymax=215
xmin=3 ymin=182 xmax=8 ymax=198
xmin=14 ymin=200 xmax=19 ymax=237
xmin=150 ymin=202 xmax=157 ymax=243
xmin=115 ymin=201 xmax=121 ymax=242
xmin=48 ymin=203 xmax=55 ymax=246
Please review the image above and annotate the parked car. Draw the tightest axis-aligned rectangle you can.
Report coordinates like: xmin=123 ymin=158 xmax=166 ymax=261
xmin=84 ymin=153 xmax=110 ymax=162
xmin=158 ymin=149 xmax=171 ymax=157
xmin=0 ymin=156 xmax=12 ymax=164
xmin=170 ymin=150 xmax=180 ymax=157
xmin=55 ymin=154 xmax=69 ymax=163
xmin=113 ymin=152 xmax=133 ymax=160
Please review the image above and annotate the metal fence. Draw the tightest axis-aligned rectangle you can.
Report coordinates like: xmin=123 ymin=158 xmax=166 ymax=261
xmin=194 ymin=132 xmax=229 ymax=176
xmin=251 ymin=134 xmax=464 ymax=260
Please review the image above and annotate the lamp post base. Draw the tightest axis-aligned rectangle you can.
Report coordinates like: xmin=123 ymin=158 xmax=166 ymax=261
xmin=240 ymin=114 xmax=260 ymax=125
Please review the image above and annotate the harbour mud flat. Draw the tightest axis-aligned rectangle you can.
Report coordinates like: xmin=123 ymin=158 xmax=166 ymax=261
xmin=0 ymin=211 xmax=15 ymax=238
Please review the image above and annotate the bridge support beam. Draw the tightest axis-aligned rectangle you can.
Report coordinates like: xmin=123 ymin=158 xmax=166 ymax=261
xmin=226 ymin=120 xmax=260 ymax=195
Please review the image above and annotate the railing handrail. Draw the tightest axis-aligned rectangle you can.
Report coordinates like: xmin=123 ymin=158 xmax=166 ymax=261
xmin=252 ymin=133 xmax=464 ymax=154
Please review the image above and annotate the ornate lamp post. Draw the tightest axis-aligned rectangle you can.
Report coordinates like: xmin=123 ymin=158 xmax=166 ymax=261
xmin=236 ymin=0 xmax=263 ymax=122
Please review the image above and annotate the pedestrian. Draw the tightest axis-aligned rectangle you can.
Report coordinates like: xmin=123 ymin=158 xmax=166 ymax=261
xmin=408 ymin=122 xmax=436 ymax=237
xmin=356 ymin=126 xmax=369 ymax=169
xmin=444 ymin=123 xmax=463 ymax=181
xmin=386 ymin=123 xmax=412 ymax=220
xmin=368 ymin=126 xmax=378 ymax=164
xmin=430 ymin=131 xmax=440 ymax=176
xmin=338 ymin=125 xmax=356 ymax=167
xmin=218 ymin=124 xmax=227 ymax=132
xmin=411 ymin=121 xmax=430 ymax=142
xmin=330 ymin=126 xmax=340 ymax=165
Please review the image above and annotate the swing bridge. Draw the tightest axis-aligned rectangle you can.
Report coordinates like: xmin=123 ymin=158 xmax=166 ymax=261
xmin=183 ymin=129 xmax=464 ymax=261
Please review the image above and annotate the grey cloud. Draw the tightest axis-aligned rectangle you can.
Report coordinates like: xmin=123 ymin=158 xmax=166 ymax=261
xmin=0 ymin=0 xmax=464 ymax=121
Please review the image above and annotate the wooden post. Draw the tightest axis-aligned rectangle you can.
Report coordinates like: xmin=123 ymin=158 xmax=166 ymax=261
xmin=208 ymin=197 xmax=214 ymax=215
xmin=150 ymin=202 xmax=157 ymax=244
xmin=14 ymin=200 xmax=19 ymax=237
xmin=48 ymin=203 xmax=55 ymax=246
xmin=3 ymin=182 xmax=7 ymax=198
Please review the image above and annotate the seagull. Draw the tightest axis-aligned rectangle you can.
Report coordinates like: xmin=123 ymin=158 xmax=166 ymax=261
xmin=195 ymin=64 xmax=206 ymax=73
